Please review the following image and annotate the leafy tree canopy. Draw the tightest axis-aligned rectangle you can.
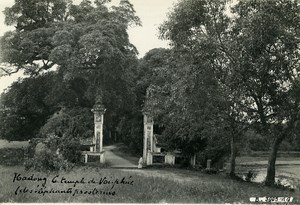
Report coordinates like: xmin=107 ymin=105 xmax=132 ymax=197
xmin=0 ymin=0 xmax=141 ymax=77
xmin=157 ymin=0 xmax=300 ymax=183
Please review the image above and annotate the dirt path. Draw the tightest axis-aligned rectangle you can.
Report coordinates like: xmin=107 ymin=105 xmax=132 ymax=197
xmin=104 ymin=145 xmax=138 ymax=168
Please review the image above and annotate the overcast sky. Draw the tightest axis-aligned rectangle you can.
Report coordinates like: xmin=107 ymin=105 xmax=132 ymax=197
xmin=0 ymin=0 xmax=176 ymax=93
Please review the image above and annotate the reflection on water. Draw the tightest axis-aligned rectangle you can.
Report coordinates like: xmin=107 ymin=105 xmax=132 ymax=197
xmin=238 ymin=170 xmax=298 ymax=190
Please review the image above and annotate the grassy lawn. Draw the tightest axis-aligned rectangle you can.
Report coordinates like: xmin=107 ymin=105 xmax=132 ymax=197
xmin=0 ymin=140 xmax=29 ymax=149
xmin=0 ymin=143 xmax=298 ymax=203
xmin=0 ymin=148 xmax=25 ymax=166
xmin=0 ymin=165 xmax=298 ymax=203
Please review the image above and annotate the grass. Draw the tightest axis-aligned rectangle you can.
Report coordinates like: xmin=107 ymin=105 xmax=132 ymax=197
xmin=0 ymin=143 xmax=298 ymax=203
xmin=0 ymin=165 xmax=298 ymax=203
xmin=0 ymin=139 xmax=29 ymax=149
xmin=0 ymin=148 xmax=25 ymax=166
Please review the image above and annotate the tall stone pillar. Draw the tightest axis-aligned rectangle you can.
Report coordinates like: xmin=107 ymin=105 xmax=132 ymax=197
xmin=143 ymin=113 xmax=154 ymax=165
xmin=92 ymin=97 xmax=106 ymax=153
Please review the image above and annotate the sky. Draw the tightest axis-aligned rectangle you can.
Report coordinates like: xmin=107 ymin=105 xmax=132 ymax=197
xmin=0 ymin=0 xmax=177 ymax=93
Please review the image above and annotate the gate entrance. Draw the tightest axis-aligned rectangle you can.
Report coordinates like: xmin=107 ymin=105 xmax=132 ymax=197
xmin=81 ymin=98 xmax=195 ymax=167
xmin=81 ymin=97 xmax=138 ymax=167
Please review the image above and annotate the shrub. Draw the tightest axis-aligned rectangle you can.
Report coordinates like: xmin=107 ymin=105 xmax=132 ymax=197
xmin=274 ymin=179 xmax=295 ymax=191
xmin=24 ymin=151 xmax=74 ymax=171
xmin=24 ymin=135 xmax=78 ymax=171
xmin=59 ymin=136 xmax=82 ymax=164
xmin=39 ymin=107 xmax=93 ymax=139
xmin=245 ymin=170 xmax=257 ymax=182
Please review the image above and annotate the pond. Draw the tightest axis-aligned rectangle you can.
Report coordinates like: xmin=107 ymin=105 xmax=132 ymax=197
xmin=236 ymin=164 xmax=300 ymax=190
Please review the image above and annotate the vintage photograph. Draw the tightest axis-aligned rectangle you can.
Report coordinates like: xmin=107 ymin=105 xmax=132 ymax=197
xmin=0 ymin=0 xmax=299 ymax=203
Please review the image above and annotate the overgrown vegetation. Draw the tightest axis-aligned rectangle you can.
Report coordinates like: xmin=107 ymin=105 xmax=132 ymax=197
xmin=24 ymin=151 xmax=75 ymax=172
xmin=24 ymin=134 xmax=82 ymax=171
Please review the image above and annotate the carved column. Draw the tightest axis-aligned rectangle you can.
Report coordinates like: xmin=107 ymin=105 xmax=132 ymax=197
xmin=143 ymin=113 xmax=154 ymax=165
xmin=92 ymin=97 xmax=106 ymax=153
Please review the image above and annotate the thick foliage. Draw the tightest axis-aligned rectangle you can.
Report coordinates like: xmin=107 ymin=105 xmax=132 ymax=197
xmin=24 ymin=135 xmax=77 ymax=171
xmin=0 ymin=0 xmax=141 ymax=150
xmin=157 ymin=0 xmax=300 ymax=184
xmin=0 ymin=73 xmax=56 ymax=140
xmin=39 ymin=107 xmax=93 ymax=139
xmin=0 ymin=71 xmax=93 ymax=141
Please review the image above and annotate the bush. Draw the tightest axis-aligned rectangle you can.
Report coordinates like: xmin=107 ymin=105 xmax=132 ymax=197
xmin=274 ymin=179 xmax=295 ymax=191
xmin=59 ymin=136 xmax=82 ymax=163
xmin=24 ymin=135 xmax=79 ymax=171
xmin=39 ymin=107 xmax=93 ymax=139
xmin=245 ymin=170 xmax=257 ymax=182
xmin=24 ymin=151 xmax=74 ymax=171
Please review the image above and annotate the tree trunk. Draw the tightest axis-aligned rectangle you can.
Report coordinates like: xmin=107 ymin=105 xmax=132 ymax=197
xmin=114 ymin=132 xmax=117 ymax=142
xmin=109 ymin=130 xmax=111 ymax=140
xmin=229 ymin=134 xmax=236 ymax=177
xmin=265 ymin=137 xmax=282 ymax=186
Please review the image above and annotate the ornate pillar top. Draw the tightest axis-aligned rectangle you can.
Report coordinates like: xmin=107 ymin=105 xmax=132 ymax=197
xmin=92 ymin=95 xmax=106 ymax=114
xmin=143 ymin=113 xmax=154 ymax=125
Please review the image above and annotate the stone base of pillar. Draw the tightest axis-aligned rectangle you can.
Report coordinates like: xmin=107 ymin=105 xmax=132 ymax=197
xmin=81 ymin=151 xmax=105 ymax=164
xmin=165 ymin=152 xmax=175 ymax=165
xmin=100 ymin=152 xmax=105 ymax=163
xmin=146 ymin=151 xmax=152 ymax=165
xmin=84 ymin=153 xmax=88 ymax=163
xmin=190 ymin=154 xmax=196 ymax=167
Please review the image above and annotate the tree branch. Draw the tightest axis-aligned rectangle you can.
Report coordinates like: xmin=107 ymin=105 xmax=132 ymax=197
xmin=0 ymin=66 xmax=21 ymax=76
xmin=30 ymin=62 xmax=56 ymax=76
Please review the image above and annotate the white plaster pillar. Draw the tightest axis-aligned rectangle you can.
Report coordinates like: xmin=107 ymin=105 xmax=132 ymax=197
xmin=92 ymin=98 xmax=106 ymax=156
xmin=94 ymin=113 xmax=104 ymax=152
xmin=143 ymin=114 xmax=154 ymax=165
xmin=143 ymin=115 xmax=147 ymax=161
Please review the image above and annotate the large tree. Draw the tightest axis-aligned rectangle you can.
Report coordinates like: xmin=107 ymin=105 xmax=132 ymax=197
xmin=0 ymin=73 xmax=56 ymax=140
xmin=158 ymin=0 xmax=300 ymax=185
xmin=232 ymin=0 xmax=300 ymax=186
xmin=141 ymin=47 xmax=233 ymax=163
xmin=0 ymin=0 xmax=70 ymax=75
xmin=157 ymin=0 xmax=245 ymax=174
xmin=0 ymin=0 xmax=141 ymax=145
xmin=0 ymin=0 xmax=140 ymax=75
